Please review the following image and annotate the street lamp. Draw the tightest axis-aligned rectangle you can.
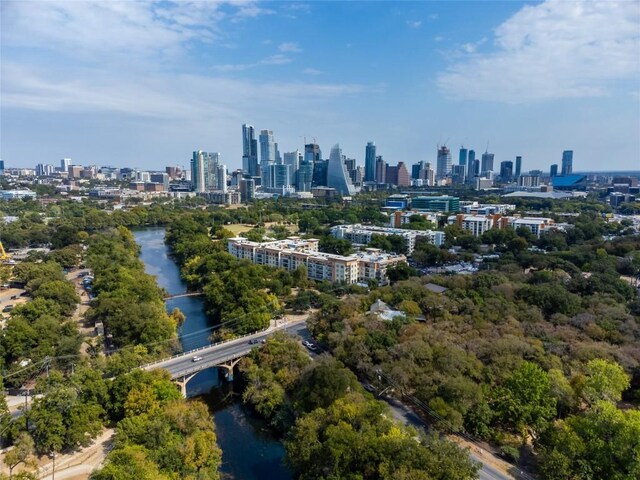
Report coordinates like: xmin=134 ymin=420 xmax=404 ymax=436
xmin=49 ymin=451 xmax=56 ymax=480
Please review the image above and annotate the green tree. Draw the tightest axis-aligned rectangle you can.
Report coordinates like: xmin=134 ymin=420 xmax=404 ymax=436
xmin=581 ymin=359 xmax=630 ymax=406
xmin=494 ymin=361 xmax=556 ymax=437
xmin=538 ymin=401 xmax=640 ymax=480
xmin=3 ymin=433 xmax=36 ymax=479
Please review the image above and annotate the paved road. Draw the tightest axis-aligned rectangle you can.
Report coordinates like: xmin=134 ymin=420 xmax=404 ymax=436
xmin=142 ymin=319 xmax=307 ymax=379
xmin=381 ymin=395 xmax=514 ymax=480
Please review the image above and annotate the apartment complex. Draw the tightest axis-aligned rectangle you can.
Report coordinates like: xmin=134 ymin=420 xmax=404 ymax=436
xmin=448 ymin=214 xmax=555 ymax=238
xmin=330 ymin=224 xmax=445 ymax=253
xmin=388 ymin=210 xmax=439 ymax=228
xmin=227 ymin=237 xmax=406 ymax=285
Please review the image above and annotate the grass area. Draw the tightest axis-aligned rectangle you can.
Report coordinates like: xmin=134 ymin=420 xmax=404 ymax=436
xmin=225 ymin=224 xmax=254 ymax=235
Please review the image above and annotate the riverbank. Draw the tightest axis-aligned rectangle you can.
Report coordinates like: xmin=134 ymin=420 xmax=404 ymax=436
xmin=134 ymin=227 xmax=293 ymax=480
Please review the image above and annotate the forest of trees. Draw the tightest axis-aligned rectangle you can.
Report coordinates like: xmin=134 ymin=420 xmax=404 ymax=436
xmin=240 ymin=333 xmax=480 ymax=480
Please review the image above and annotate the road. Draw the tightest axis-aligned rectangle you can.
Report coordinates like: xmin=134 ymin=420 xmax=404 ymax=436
xmin=141 ymin=319 xmax=307 ymax=379
xmin=381 ymin=395 xmax=516 ymax=480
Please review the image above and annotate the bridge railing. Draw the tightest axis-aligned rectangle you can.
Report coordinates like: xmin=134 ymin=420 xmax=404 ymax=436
xmin=140 ymin=330 xmax=265 ymax=369
xmin=168 ymin=350 xmax=254 ymax=379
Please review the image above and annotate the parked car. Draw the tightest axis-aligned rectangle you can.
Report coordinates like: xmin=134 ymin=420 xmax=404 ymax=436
xmin=3 ymin=305 xmax=14 ymax=313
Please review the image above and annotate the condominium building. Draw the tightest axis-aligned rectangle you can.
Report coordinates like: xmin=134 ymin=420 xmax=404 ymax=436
xmin=330 ymin=224 xmax=445 ymax=253
xmin=508 ymin=217 xmax=555 ymax=238
xmin=227 ymin=237 xmax=406 ymax=285
xmin=389 ymin=210 xmax=439 ymax=228
xmin=459 ymin=202 xmax=516 ymax=215
xmin=448 ymin=214 xmax=497 ymax=237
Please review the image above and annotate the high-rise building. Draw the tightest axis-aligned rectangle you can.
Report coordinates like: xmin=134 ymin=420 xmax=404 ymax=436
xmin=436 ymin=146 xmax=452 ymax=179
xmin=304 ymin=143 xmax=321 ymax=163
xmin=396 ymin=162 xmax=410 ymax=187
xmin=259 ymin=130 xmax=275 ymax=164
xmin=411 ymin=161 xmax=424 ymax=180
xmin=217 ymin=164 xmax=227 ymax=192
xmin=297 ymin=161 xmax=313 ymax=192
xmin=451 ymin=165 xmax=466 ymax=185
xmin=207 ymin=152 xmax=221 ymax=190
xmin=386 ymin=165 xmax=398 ymax=186
xmin=326 ymin=144 xmax=356 ymax=195
xmin=36 ymin=164 xmax=55 ymax=176
xmin=561 ymin=150 xmax=573 ymax=175
xmin=364 ymin=142 xmax=376 ymax=182
xmin=466 ymin=150 xmax=476 ymax=182
xmin=259 ymin=130 xmax=275 ymax=187
xmin=499 ymin=161 xmax=513 ymax=182
xmin=550 ymin=164 xmax=558 ymax=178
xmin=239 ymin=178 xmax=255 ymax=202
xmin=60 ymin=158 xmax=71 ymax=172
xmin=283 ymin=151 xmax=301 ymax=186
xmin=459 ymin=147 xmax=468 ymax=166
xmin=481 ymin=151 xmax=494 ymax=173
xmin=242 ymin=124 xmax=259 ymax=177
xmin=375 ymin=156 xmax=387 ymax=184
xmin=515 ymin=156 xmax=522 ymax=177
xmin=421 ymin=162 xmax=435 ymax=186
xmin=267 ymin=164 xmax=289 ymax=191
xmin=312 ymin=160 xmax=328 ymax=187
xmin=191 ymin=150 xmax=209 ymax=192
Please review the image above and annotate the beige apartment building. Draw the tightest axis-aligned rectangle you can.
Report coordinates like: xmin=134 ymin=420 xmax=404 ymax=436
xmin=227 ymin=237 xmax=406 ymax=285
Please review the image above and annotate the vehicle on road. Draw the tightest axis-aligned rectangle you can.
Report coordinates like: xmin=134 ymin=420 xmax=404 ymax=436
xmin=191 ymin=356 xmax=203 ymax=362
xmin=363 ymin=383 xmax=376 ymax=393
xmin=248 ymin=339 xmax=260 ymax=345
xmin=303 ymin=340 xmax=317 ymax=351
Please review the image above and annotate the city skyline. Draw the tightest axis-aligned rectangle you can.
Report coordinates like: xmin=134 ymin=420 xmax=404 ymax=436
xmin=2 ymin=1 xmax=639 ymax=171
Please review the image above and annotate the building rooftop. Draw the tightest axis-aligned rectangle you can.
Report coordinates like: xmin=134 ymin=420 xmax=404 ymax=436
xmin=551 ymin=174 xmax=587 ymax=187
xmin=501 ymin=191 xmax=573 ymax=199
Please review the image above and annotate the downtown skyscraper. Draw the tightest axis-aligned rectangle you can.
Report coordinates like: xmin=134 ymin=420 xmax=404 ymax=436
xmin=436 ymin=146 xmax=452 ymax=180
xmin=242 ymin=124 xmax=258 ymax=177
xmin=561 ymin=150 xmax=573 ymax=175
xmin=364 ymin=141 xmax=376 ymax=182
xmin=326 ymin=144 xmax=356 ymax=195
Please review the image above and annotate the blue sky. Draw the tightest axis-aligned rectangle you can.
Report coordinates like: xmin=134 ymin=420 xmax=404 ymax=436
xmin=2 ymin=1 xmax=639 ymax=172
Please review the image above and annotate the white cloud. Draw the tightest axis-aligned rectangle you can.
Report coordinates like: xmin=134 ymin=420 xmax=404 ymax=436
xmin=261 ymin=54 xmax=292 ymax=65
xmin=438 ymin=0 xmax=640 ymax=103
xmin=213 ymin=54 xmax=292 ymax=71
xmin=303 ymin=68 xmax=323 ymax=75
xmin=460 ymin=38 xmax=487 ymax=54
xmin=0 ymin=1 xmax=269 ymax=59
xmin=2 ymin=62 xmax=367 ymax=120
xmin=406 ymin=20 xmax=422 ymax=29
xmin=279 ymin=42 xmax=302 ymax=53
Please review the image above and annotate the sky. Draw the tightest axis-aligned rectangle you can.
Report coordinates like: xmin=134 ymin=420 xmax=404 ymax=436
xmin=1 ymin=0 xmax=639 ymax=173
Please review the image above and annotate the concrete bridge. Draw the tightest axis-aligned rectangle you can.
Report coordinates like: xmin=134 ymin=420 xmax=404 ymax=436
xmin=164 ymin=292 xmax=204 ymax=301
xmin=140 ymin=319 xmax=307 ymax=396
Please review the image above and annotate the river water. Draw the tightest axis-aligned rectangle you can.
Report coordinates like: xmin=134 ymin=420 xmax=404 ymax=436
xmin=133 ymin=227 xmax=291 ymax=480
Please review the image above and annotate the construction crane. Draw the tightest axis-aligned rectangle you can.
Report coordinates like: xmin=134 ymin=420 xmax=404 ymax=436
xmin=0 ymin=242 xmax=8 ymax=261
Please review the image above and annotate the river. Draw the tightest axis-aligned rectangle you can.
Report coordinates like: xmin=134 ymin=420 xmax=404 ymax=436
xmin=134 ymin=227 xmax=292 ymax=480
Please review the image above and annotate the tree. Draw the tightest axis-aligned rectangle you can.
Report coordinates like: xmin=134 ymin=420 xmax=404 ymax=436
xmin=581 ymin=359 xmax=630 ymax=406
xmin=91 ymin=445 xmax=170 ymax=480
xmin=386 ymin=263 xmax=416 ymax=283
xmin=494 ymin=361 xmax=556 ymax=437
xmin=292 ymin=358 xmax=360 ymax=412
xmin=538 ymin=401 xmax=640 ymax=480
xmin=4 ymin=433 xmax=36 ymax=479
